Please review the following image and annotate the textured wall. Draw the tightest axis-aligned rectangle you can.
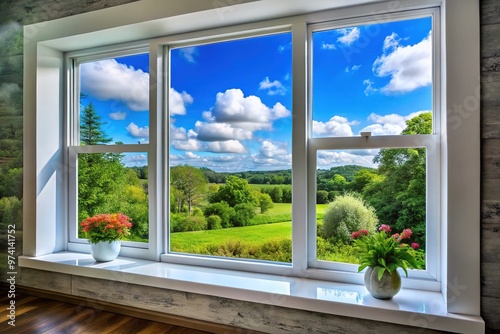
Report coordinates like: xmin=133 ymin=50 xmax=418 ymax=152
xmin=0 ymin=0 xmax=498 ymax=332
xmin=480 ymin=1 xmax=500 ymax=332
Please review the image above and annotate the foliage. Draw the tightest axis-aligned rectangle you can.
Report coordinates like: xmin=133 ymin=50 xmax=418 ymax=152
xmin=80 ymin=213 xmax=132 ymax=244
xmin=364 ymin=112 xmax=431 ymax=246
xmin=80 ymin=103 xmax=112 ymax=145
xmin=171 ymin=165 xmax=207 ymax=214
xmin=209 ymin=175 xmax=257 ymax=207
xmin=207 ymin=215 xmax=222 ymax=230
xmin=170 ymin=213 xmax=207 ymax=232
xmin=0 ymin=196 xmax=22 ymax=230
xmin=352 ymin=224 xmax=424 ymax=280
xmin=203 ymin=201 xmax=235 ymax=228
xmin=321 ymin=193 xmax=378 ymax=242
xmin=316 ymin=236 xmax=359 ymax=263
xmin=257 ymin=192 xmax=274 ymax=213
xmin=316 ymin=190 xmax=329 ymax=204
xmin=231 ymin=203 xmax=256 ymax=227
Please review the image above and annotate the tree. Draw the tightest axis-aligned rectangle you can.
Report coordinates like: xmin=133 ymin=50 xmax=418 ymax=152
xmin=258 ymin=192 xmax=274 ymax=213
xmin=170 ymin=165 xmax=207 ymax=214
xmin=364 ymin=112 xmax=431 ymax=246
xmin=80 ymin=102 xmax=112 ymax=145
xmin=210 ymin=176 xmax=257 ymax=207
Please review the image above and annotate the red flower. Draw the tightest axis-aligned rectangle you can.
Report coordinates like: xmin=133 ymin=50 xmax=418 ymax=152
xmin=411 ymin=242 xmax=420 ymax=250
xmin=400 ymin=228 xmax=413 ymax=240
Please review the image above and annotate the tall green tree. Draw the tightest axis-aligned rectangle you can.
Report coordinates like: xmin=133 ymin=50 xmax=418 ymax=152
xmin=209 ymin=175 xmax=257 ymax=207
xmin=80 ymin=102 xmax=111 ymax=145
xmin=170 ymin=165 xmax=207 ymax=214
xmin=364 ymin=112 xmax=431 ymax=246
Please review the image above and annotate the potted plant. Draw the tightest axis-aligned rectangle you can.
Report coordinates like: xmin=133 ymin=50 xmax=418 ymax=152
xmin=80 ymin=213 xmax=132 ymax=262
xmin=351 ymin=224 xmax=424 ymax=299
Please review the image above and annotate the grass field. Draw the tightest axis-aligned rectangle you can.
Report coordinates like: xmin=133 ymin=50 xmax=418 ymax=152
xmin=171 ymin=221 xmax=291 ymax=252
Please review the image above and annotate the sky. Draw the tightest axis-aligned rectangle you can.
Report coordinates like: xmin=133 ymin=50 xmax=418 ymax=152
xmin=79 ymin=16 xmax=432 ymax=171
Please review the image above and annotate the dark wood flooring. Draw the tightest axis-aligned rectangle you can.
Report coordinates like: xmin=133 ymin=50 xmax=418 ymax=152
xmin=0 ymin=291 xmax=249 ymax=334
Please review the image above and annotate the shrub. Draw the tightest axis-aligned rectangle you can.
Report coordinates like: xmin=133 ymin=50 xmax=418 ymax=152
xmin=203 ymin=201 xmax=234 ymax=228
xmin=316 ymin=190 xmax=329 ymax=204
xmin=231 ymin=203 xmax=256 ymax=227
xmin=170 ymin=213 xmax=207 ymax=232
xmin=321 ymin=193 xmax=378 ymax=242
xmin=207 ymin=215 xmax=222 ymax=230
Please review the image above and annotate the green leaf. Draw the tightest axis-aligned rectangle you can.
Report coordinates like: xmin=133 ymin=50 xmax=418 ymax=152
xmin=377 ymin=266 xmax=386 ymax=281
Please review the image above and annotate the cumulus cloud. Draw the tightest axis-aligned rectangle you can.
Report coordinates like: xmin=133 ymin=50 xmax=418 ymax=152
xmin=359 ymin=111 xmax=429 ymax=136
xmin=80 ymin=59 xmax=149 ymax=111
xmin=313 ymin=116 xmax=357 ymax=137
xmin=170 ymin=123 xmax=188 ymax=140
xmin=169 ymin=88 xmax=193 ymax=115
xmin=373 ymin=31 xmax=432 ymax=94
xmin=123 ymin=154 xmax=148 ymax=167
xmin=179 ymin=47 xmax=198 ymax=63
xmin=126 ymin=122 xmax=149 ymax=138
xmin=259 ymin=77 xmax=286 ymax=95
xmin=259 ymin=140 xmax=289 ymax=158
xmin=171 ymin=138 xmax=245 ymax=154
xmin=337 ymin=27 xmax=360 ymax=46
xmin=204 ymin=89 xmax=290 ymax=130
xmin=317 ymin=150 xmax=376 ymax=169
xmin=109 ymin=111 xmax=127 ymax=120
xmin=195 ymin=121 xmax=253 ymax=142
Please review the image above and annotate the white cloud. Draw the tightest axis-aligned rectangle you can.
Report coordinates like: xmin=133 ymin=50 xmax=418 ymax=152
xmin=337 ymin=27 xmax=360 ymax=46
xmin=185 ymin=151 xmax=200 ymax=159
xmin=359 ymin=111 xmax=429 ymax=136
xmin=317 ymin=150 xmax=376 ymax=169
xmin=172 ymin=139 xmax=203 ymax=151
xmin=206 ymin=140 xmax=246 ymax=153
xmin=259 ymin=77 xmax=286 ymax=95
xmin=179 ymin=47 xmax=198 ymax=63
xmin=80 ymin=59 xmax=149 ymax=111
xmin=313 ymin=116 xmax=356 ymax=137
xmin=208 ymin=89 xmax=291 ymax=130
xmin=321 ymin=42 xmax=336 ymax=50
xmin=345 ymin=65 xmax=361 ymax=73
xmin=259 ymin=140 xmax=289 ymax=158
xmin=169 ymin=88 xmax=193 ymax=116
xmin=363 ymin=79 xmax=377 ymax=95
xmin=126 ymin=122 xmax=149 ymax=138
xmin=194 ymin=121 xmax=253 ymax=141
xmin=123 ymin=154 xmax=148 ymax=167
xmin=170 ymin=123 xmax=188 ymax=140
xmin=172 ymin=139 xmax=246 ymax=154
xmin=373 ymin=31 xmax=432 ymax=94
xmin=109 ymin=111 xmax=126 ymax=120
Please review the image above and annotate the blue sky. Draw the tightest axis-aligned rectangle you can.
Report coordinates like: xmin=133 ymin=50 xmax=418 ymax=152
xmin=79 ymin=16 xmax=432 ymax=171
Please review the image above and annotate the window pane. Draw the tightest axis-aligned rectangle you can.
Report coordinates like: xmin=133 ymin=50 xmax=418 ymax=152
xmin=79 ymin=53 xmax=150 ymax=145
xmin=316 ymin=148 xmax=426 ymax=268
xmin=168 ymin=33 xmax=293 ymax=263
xmin=312 ymin=17 xmax=432 ymax=137
xmin=78 ymin=152 xmax=149 ymax=243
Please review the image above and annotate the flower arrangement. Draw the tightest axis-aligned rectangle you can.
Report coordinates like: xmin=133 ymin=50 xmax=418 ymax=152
xmin=80 ymin=213 xmax=132 ymax=244
xmin=351 ymin=224 xmax=424 ymax=281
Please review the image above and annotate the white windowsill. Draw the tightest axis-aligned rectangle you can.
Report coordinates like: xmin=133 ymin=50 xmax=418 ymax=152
xmin=19 ymin=252 xmax=484 ymax=333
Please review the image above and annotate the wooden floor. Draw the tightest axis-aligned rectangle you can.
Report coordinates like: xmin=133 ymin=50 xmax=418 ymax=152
xmin=0 ymin=292 xmax=224 ymax=334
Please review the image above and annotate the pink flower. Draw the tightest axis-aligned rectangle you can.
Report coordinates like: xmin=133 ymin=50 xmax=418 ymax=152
xmin=351 ymin=231 xmax=361 ymax=239
xmin=411 ymin=242 xmax=420 ymax=250
xmin=400 ymin=228 xmax=413 ymax=240
xmin=379 ymin=224 xmax=391 ymax=233
xmin=392 ymin=233 xmax=400 ymax=240
xmin=359 ymin=229 xmax=369 ymax=236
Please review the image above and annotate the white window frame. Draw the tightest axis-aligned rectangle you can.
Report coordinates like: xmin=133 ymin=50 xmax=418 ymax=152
xmin=306 ymin=9 xmax=440 ymax=288
xmin=65 ymin=45 xmax=162 ymax=260
xmin=22 ymin=0 xmax=481 ymax=318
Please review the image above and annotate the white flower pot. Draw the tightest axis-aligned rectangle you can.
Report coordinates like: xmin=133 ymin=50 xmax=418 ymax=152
xmin=90 ymin=241 xmax=121 ymax=262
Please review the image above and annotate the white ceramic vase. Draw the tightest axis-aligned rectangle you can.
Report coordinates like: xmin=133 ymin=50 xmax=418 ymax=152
xmin=90 ymin=240 xmax=121 ymax=262
xmin=364 ymin=267 xmax=401 ymax=299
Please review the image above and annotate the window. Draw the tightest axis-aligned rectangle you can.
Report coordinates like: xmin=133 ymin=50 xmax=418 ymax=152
xmin=167 ymin=33 xmax=293 ymax=263
xmin=24 ymin=0 xmax=481 ymax=317
xmin=63 ymin=9 xmax=440 ymax=285
xmin=307 ymin=13 xmax=439 ymax=283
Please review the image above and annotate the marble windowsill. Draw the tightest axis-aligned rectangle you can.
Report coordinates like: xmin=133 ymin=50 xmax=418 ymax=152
xmin=19 ymin=252 xmax=484 ymax=333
